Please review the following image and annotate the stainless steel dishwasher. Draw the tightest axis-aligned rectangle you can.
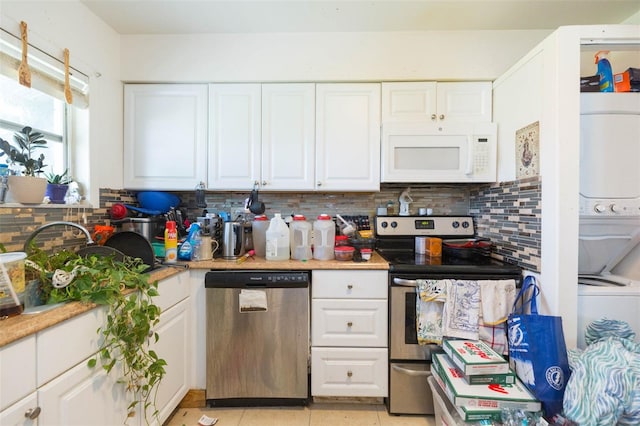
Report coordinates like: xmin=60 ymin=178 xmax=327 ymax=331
xmin=205 ymin=270 xmax=310 ymax=407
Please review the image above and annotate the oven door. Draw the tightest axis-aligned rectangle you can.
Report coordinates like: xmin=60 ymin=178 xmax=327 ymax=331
xmin=389 ymin=279 xmax=439 ymax=361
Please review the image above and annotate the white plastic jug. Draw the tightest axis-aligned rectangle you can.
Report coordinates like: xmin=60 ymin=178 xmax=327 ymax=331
xmin=266 ymin=213 xmax=290 ymax=261
xmin=290 ymin=215 xmax=312 ymax=260
xmin=313 ymin=214 xmax=335 ymax=260
xmin=252 ymin=215 xmax=269 ymax=258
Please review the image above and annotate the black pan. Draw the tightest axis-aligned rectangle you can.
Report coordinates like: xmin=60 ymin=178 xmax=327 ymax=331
xmin=103 ymin=231 xmax=156 ymax=271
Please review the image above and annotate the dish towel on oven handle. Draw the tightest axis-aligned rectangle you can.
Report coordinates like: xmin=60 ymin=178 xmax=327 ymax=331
xmin=416 ymin=279 xmax=517 ymax=351
xmin=478 ymin=279 xmax=517 ymax=355
xmin=416 ymin=279 xmax=447 ymax=344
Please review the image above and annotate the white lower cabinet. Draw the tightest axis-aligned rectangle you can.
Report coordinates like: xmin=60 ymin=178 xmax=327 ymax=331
xmin=0 ymin=392 xmax=38 ymax=426
xmin=146 ymin=298 xmax=189 ymax=424
xmin=38 ymin=357 xmax=129 ymax=426
xmin=0 ymin=271 xmax=190 ymax=426
xmin=311 ymin=270 xmax=388 ymax=397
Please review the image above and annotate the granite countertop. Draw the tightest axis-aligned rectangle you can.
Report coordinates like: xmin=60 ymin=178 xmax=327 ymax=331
xmin=188 ymin=251 xmax=389 ymax=270
xmin=0 ymin=265 xmax=188 ymax=348
xmin=1 ymin=253 xmax=389 ymax=348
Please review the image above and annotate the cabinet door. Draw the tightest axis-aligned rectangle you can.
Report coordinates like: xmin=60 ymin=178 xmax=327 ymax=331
xmin=315 ymin=83 xmax=381 ymax=191
xmin=0 ymin=392 xmax=38 ymax=426
xmin=38 ymin=357 xmax=131 ymax=426
xmin=0 ymin=336 xmax=36 ymax=411
xmin=208 ymin=84 xmax=261 ymax=190
xmin=124 ymin=84 xmax=208 ymax=190
xmin=261 ymin=83 xmax=316 ymax=191
xmin=436 ymin=82 xmax=492 ymax=123
xmin=145 ymin=299 xmax=189 ymax=425
xmin=381 ymin=82 xmax=437 ymax=123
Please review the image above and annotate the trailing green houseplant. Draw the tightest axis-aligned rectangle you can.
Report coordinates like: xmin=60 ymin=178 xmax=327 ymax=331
xmin=26 ymin=247 xmax=166 ymax=424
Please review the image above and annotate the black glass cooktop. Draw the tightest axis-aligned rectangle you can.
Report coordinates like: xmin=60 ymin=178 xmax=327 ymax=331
xmin=377 ymin=249 xmax=522 ymax=276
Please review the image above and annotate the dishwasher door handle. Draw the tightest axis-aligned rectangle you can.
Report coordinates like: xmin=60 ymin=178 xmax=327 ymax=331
xmin=392 ymin=364 xmax=432 ymax=377
xmin=393 ymin=278 xmax=418 ymax=287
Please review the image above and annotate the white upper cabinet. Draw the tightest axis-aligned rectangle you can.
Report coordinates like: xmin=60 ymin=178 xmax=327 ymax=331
xmin=207 ymin=84 xmax=262 ymax=190
xmin=261 ymin=83 xmax=316 ymax=191
xmin=316 ymin=83 xmax=381 ymax=192
xmin=382 ymin=82 xmax=492 ymax=123
xmin=124 ymin=84 xmax=208 ymax=190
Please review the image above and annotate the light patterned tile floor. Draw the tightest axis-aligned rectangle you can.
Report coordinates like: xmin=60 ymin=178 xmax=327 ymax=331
xmin=164 ymin=404 xmax=436 ymax=426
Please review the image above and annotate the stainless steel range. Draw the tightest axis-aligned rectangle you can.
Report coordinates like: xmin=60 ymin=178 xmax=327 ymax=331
xmin=374 ymin=215 xmax=522 ymax=415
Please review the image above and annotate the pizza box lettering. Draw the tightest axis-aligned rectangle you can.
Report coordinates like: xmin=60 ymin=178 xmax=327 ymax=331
xmin=443 ymin=339 xmax=509 ymax=375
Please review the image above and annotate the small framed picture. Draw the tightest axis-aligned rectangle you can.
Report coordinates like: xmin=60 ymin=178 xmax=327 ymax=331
xmin=516 ymin=121 xmax=540 ymax=179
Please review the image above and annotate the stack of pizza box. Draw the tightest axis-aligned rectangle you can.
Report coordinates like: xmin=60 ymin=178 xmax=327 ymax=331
xmin=431 ymin=339 xmax=541 ymax=422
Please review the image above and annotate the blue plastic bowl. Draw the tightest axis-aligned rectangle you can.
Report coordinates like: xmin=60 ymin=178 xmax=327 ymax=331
xmin=136 ymin=191 xmax=181 ymax=213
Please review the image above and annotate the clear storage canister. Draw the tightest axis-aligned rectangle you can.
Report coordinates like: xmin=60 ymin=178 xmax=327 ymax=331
xmin=313 ymin=214 xmax=335 ymax=260
xmin=290 ymin=215 xmax=312 ymax=260
xmin=266 ymin=213 xmax=290 ymax=261
xmin=252 ymin=215 xmax=269 ymax=258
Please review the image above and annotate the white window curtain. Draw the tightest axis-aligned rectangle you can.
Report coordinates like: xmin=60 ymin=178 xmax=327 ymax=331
xmin=0 ymin=26 xmax=90 ymax=108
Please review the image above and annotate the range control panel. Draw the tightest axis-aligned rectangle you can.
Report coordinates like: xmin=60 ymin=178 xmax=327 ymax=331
xmin=374 ymin=215 xmax=475 ymax=238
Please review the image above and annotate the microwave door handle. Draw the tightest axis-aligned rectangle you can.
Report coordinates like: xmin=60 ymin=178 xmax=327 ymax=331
xmin=393 ymin=278 xmax=418 ymax=287
xmin=465 ymin=134 xmax=474 ymax=175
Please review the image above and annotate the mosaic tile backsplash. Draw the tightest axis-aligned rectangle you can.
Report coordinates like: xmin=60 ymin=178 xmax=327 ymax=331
xmin=0 ymin=179 xmax=541 ymax=272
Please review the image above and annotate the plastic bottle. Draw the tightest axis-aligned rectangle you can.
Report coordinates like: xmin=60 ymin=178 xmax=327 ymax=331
xmin=290 ymin=215 xmax=312 ymax=260
xmin=252 ymin=215 xmax=269 ymax=258
xmin=178 ymin=222 xmax=201 ymax=261
xmin=313 ymin=214 xmax=335 ymax=260
xmin=595 ymin=50 xmax=614 ymax=92
xmin=164 ymin=221 xmax=178 ymax=264
xmin=265 ymin=213 xmax=290 ymax=261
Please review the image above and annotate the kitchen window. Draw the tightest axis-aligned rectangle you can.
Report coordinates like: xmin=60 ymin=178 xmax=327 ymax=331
xmin=0 ymin=73 xmax=68 ymax=176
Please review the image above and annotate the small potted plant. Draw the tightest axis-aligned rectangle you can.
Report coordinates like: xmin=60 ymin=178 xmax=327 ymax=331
xmin=0 ymin=126 xmax=48 ymax=204
xmin=44 ymin=169 xmax=72 ymax=204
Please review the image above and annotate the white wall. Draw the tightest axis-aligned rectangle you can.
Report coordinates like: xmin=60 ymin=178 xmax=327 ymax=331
xmin=1 ymin=0 xmax=121 ymax=204
xmin=493 ymin=25 xmax=640 ymax=349
xmin=120 ymin=30 xmax=551 ymax=83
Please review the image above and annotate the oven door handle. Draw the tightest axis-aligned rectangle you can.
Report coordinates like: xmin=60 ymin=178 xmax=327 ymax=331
xmin=392 ymin=364 xmax=432 ymax=377
xmin=393 ymin=278 xmax=418 ymax=287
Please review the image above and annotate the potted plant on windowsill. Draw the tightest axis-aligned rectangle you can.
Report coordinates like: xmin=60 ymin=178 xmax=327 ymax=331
xmin=0 ymin=126 xmax=47 ymax=204
xmin=44 ymin=169 xmax=72 ymax=204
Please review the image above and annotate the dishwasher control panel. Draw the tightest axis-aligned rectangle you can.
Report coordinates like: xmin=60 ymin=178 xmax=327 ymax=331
xmin=205 ymin=271 xmax=310 ymax=288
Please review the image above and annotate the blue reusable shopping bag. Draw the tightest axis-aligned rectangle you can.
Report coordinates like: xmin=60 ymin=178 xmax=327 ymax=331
xmin=507 ymin=276 xmax=571 ymax=418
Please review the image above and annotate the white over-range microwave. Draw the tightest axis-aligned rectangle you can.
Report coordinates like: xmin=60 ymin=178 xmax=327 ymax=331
xmin=381 ymin=122 xmax=497 ymax=183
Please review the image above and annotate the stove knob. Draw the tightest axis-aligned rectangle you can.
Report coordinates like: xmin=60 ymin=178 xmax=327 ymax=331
xmin=391 ymin=221 xmax=398 ymax=228
xmin=594 ymin=204 xmax=606 ymax=213
xmin=452 ymin=221 xmax=460 ymax=228
xmin=380 ymin=221 xmax=388 ymax=228
xmin=462 ymin=221 xmax=470 ymax=228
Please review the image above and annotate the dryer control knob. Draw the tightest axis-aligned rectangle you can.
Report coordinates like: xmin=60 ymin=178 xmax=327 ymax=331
xmin=594 ymin=204 xmax=606 ymax=213
xmin=610 ymin=204 xmax=623 ymax=213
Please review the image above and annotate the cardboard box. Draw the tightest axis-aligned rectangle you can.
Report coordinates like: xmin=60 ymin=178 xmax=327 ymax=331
xmin=614 ymin=68 xmax=640 ymax=92
xmin=432 ymin=353 xmax=541 ymax=412
xmin=443 ymin=339 xmax=509 ymax=375
xmin=431 ymin=368 xmax=504 ymax=422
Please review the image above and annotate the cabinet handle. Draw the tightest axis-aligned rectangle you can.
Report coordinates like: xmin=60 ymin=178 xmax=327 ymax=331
xmin=254 ymin=180 xmax=260 ymax=186
xmin=439 ymin=114 xmax=445 ymax=120
xmin=24 ymin=407 xmax=41 ymax=420
xmin=262 ymin=181 xmax=267 ymax=186
xmin=347 ymin=371 xmax=353 ymax=378
xmin=316 ymin=181 xmax=322 ymax=187
xmin=431 ymin=114 xmax=437 ymax=120
xmin=347 ymin=321 xmax=353 ymax=327
xmin=347 ymin=284 xmax=353 ymax=290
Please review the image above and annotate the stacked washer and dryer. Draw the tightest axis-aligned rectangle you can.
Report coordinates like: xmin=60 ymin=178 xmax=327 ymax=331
xmin=577 ymin=93 xmax=640 ymax=349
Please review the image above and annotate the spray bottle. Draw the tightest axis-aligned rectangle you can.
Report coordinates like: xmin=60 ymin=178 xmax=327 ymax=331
xmin=595 ymin=51 xmax=614 ymax=92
